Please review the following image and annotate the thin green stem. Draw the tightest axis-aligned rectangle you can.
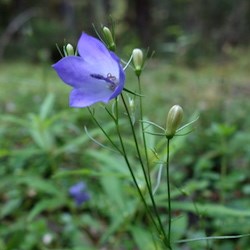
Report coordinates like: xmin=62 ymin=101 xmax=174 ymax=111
xmin=137 ymin=78 xmax=170 ymax=247
xmin=220 ymin=143 xmax=227 ymax=204
xmin=166 ymin=138 xmax=172 ymax=248
xmin=137 ymin=76 xmax=151 ymax=188
xmin=87 ymin=107 xmax=123 ymax=154
xmin=121 ymin=94 xmax=170 ymax=248
xmin=121 ymin=93 xmax=145 ymax=176
xmin=113 ymin=98 xmax=162 ymax=238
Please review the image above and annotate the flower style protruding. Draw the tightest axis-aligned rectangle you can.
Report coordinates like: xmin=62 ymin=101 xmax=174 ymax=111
xmin=53 ymin=33 xmax=125 ymax=107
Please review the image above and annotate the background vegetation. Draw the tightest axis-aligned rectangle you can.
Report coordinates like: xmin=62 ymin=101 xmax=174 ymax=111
xmin=0 ymin=0 xmax=250 ymax=249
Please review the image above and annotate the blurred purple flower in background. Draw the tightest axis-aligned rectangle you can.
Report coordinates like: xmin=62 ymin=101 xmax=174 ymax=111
xmin=53 ymin=33 xmax=125 ymax=107
xmin=69 ymin=182 xmax=90 ymax=206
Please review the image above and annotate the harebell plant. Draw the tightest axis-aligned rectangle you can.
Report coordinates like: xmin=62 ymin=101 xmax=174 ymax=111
xmin=54 ymin=25 xmax=249 ymax=249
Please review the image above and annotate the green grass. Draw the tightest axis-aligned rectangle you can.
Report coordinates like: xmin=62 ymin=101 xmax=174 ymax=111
xmin=0 ymin=50 xmax=250 ymax=249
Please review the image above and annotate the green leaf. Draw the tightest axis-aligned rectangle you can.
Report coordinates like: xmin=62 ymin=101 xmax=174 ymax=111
xmin=54 ymin=168 xmax=129 ymax=179
xmin=171 ymin=214 xmax=188 ymax=241
xmin=123 ymin=87 xmax=144 ymax=97
xmin=28 ymin=198 xmax=66 ymax=221
xmin=39 ymin=93 xmax=55 ymax=120
xmin=169 ymin=202 xmax=250 ymax=217
xmin=0 ymin=198 xmax=22 ymax=218
xmin=177 ymin=233 xmax=250 ymax=243
xmin=0 ymin=114 xmax=28 ymax=127
xmin=130 ymin=225 xmax=161 ymax=250
xmin=16 ymin=176 xmax=62 ymax=196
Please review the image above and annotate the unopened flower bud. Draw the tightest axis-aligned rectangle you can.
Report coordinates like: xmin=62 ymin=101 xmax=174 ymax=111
xmin=103 ymin=26 xmax=116 ymax=51
xmin=129 ymin=97 xmax=136 ymax=125
xmin=65 ymin=43 xmax=74 ymax=56
xmin=165 ymin=105 xmax=183 ymax=139
xmin=132 ymin=48 xmax=144 ymax=76
xmin=129 ymin=97 xmax=135 ymax=112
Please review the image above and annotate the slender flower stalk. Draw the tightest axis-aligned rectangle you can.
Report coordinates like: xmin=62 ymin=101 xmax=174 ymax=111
xmin=87 ymin=107 xmax=123 ymax=155
xmin=166 ymin=138 xmax=172 ymax=247
xmin=164 ymin=105 xmax=184 ymax=248
xmin=137 ymin=76 xmax=151 ymax=188
xmin=89 ymin=102 xmax=162 ymax=238
xmin=121 ymin=93 xmax=170 ymax=248
xmin=134 ymin=77 xmax=168 ymax=245
xmin=132 ymin=54 xmax=171 ymax=247
xmin=112 ymin=98 xmax=164 ymax=239
xmin=132 ymin=49 xmax=151 ymax=187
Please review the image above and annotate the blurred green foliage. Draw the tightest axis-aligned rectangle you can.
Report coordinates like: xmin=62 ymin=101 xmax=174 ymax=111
xmin=0 ymin=46 xmax=250 ymax=249
xmin=1 ymin=0 xmax=250 ymax=63
xmin=1 ymin=1 xmax=250 ymax=249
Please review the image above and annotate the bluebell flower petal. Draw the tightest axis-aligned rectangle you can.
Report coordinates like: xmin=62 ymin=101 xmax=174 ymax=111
xmin=53 ymin=56 xmax=102 ymax=88
xmin=69 ymin=84 xmax=113 ymax=107
xmin=77 ymin=33 xmax=111 ymax=62
xmin=77 ymin=33 xmax=120 ymax=77
xmin=108 ymin=52 xmax=126 ymax=100
xmin=69 ymin=182 xmax=85 ymax=194
xmin=74 ymin=192 xmax=90 ymax=206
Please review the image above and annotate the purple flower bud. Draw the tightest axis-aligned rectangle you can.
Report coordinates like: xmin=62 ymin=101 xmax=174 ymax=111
xmin=69 ymin=182 xmax=90 ymax=206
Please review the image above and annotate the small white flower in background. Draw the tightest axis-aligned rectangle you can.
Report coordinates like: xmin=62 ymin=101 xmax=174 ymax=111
xmin=42 ymin=233 xmax=53 ymax=245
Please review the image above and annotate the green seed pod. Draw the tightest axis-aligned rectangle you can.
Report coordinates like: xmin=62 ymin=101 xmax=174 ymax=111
xmin=165 ymin=105 xmax=183 ymax=139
